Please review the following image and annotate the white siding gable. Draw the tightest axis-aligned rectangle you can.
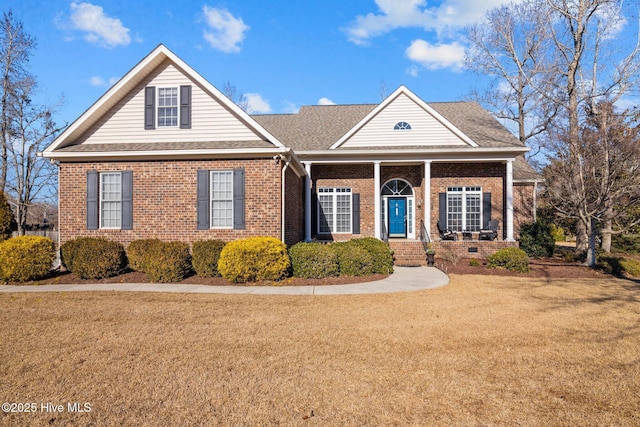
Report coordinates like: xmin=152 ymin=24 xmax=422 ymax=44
xmin=76 ymin=60 xmax=264 ymax=145
xmin=340 ymin=93 xmax=471 ymax=148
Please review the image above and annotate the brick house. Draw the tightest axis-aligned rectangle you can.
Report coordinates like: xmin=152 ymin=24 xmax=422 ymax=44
xmin=42 ymin=45 xmax=539 ymax=262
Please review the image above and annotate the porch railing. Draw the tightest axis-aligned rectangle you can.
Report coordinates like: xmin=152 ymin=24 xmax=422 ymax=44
xmin=419 ymin=220 xmax=431 ymax=253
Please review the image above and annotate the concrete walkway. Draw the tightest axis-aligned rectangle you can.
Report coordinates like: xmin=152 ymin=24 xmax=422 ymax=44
xmin=0 ymin=266 xmax=449 ymax=295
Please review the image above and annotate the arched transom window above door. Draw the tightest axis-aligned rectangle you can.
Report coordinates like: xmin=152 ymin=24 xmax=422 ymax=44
xmin=381 ymin=179 xmax=413 ymax=196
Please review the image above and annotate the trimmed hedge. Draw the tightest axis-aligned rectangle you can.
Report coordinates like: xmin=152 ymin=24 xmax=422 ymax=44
xmin=331 ymin=241 xmax=374 ymax=277
xmin=0 ymin=236 xmax=55 ymax=282
xmin=192 ymin=239 xmax=226 ymax=277
xmin=350 ymin=237 xmax=394 ymax=274
xmin=144 ymin=241 xmax=192 ymax=283
xmin=127 ymin=239 xmax=163 ymax=272
xmin=289 ymin=242 xmax=339 ymax=279
xmin=487 ymin=247 xmax=530 ymax=273
xmin=519 ymin=221 xmax=555 ymax=258
xmin=218 ymin=237 xmax=290 ymax=283
xmin=61 ymin=237 xmax=127 ymax=279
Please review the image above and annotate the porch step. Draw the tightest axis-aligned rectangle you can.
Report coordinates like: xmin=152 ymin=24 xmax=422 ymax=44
xmin=388 ymin=240 xmax=427 ymax=266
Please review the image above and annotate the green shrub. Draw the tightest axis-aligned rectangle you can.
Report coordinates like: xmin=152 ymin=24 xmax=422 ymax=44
xmin=289 ymin=242 xmax=339 ymax=279
xmin=612 ymin=234 xmax=640 ymax=254
xmin=468 ymin=258 xmax=481 ymax=267
xmin=127 ymin=239 xmax=163 ymax=272
xmin=519 ymin=221 xmax=556 ymax=258
xmin=350 ymin=237 xmax=394 ymax=274
xmin=550 ymin=224 xmax=565 ymax=242
xmin=0 ymin=236 xmax=55 ymax=282
xmin=218 ymin=237 xmax=290 ymax=283
xmin=487 ymin=247 xmax=530 ymax=273
xmin=0 ymin=191 xmax=13 ymax=242
xmin=192 ymin=239 xmax=226 ymax=277
xmin=60 ymin=237 xmax=126 ymax=279
xmin=620 ymin=258 xmax=640 ymax=277
xmin=142 ymin=241 xmax=192 ymax=283
xmin=331 ymin=241 xmax=374 ymax=277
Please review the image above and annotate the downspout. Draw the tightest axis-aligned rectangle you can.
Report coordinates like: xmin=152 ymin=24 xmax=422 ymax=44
xmin=280 ymin=154 xmax=290 ymax=244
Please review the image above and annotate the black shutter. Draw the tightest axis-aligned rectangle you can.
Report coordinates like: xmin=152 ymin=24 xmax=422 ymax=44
xmin=197 ymin=170 xmax=210 ymax=230
xmin=233 ymin=168 xmax=245 ymax=230
xmin=144 ymin=86 xmax=155 ymax=129
xmin=87 ymin=171 xmax=99 ymax=230
xmin=311 ymin=190 xmax=318 ymax=238
xmin=179 ymin=85 xmax=191 ymax=129
xmin=483 ymin=192 xmax=492 ymax=229
xmin=121 ymin=171 xmax=133 ymax=230
xmin=352 ymin=193 xmax=360 ymax=234
xmin=438 ymin=192 xmax=447 ymax=229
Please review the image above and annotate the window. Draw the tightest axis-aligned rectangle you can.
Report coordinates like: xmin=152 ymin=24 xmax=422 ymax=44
xmin=447 ymin=186 xmax=482 ymax=232
xmin=210 ymin=171 xmax=233 ymax=228
xmin=158 ymin=87 xmax=178 ymax=127
xmin=318 ymin=188 xmax=352 ymax=233
xmin=393 ymin=121 xmax=412 ymax=130
xmin=100 ymin=172 xmax=122 ymax=228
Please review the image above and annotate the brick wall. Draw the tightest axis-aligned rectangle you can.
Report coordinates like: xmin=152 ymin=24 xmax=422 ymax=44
xmin=284 ymin=165 xmax=305 ymax=246
xmin=59 ymin=158 xmax=284 ymax=248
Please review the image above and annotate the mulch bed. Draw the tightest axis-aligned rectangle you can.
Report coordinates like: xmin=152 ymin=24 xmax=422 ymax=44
xmin=444 ymin=257 xmax=608 ymax=279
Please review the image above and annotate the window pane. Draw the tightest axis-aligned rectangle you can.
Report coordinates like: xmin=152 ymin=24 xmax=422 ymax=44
xmin=466 ymin=194 xmax=481 ymax=231
xmin=318 ymin=194 xmax=333 ymax=233
xmin=336 ymin=194 xmax=351 ymax=233
xmin=100 ymin=172 xmax=121 ymax=228
xmin=158 ymin=87 xmax=178 ymax=127
xmin=210 ymin=171 xmax=233 ymax=228
xmin=447 ymin=194 xmax=463 ymax=231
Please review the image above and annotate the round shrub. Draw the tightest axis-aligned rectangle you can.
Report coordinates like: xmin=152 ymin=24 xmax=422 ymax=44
xmin=0 ymin=236 xmax=55 ymax=282
xmin=487 ymin=247 xmax=530 ymax=273
xmin=218 ymin=237 xmax=290 ymax=283
xmin=127 ymin=239 xmax=163 ymax=272
xmin=60 ymin=237 xmax=126 ymax=279
xmin=192 ymin=239 xmax=226 ymax=277
xmin=331 ymin=241 xmax=374 ymax=277
xmin=350 ymin=237 xmax=394 ymax=274
xmin=144 ymin=241 xmax=192 ymax=283
xmin=289 ymin=242 xmax=339 ymax=279
xmin=519 ymin=221 xmax=555 ymax=258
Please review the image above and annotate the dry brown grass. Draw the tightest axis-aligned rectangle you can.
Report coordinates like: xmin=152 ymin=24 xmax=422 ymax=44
xmin=1 ymin=275 xmax=639 ymax=426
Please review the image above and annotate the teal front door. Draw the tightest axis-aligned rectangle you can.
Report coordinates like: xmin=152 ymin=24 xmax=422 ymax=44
xmin=388 ymin=197 xmax=407 ymax=238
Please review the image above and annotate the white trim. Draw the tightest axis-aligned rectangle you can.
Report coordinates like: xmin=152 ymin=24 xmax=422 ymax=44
xmin=381 ymin=178 xmax=416 ymax=239
xmin=43 ymin=44 xmax=285 ymax=154
xmin=506 ymin=160 xmax=514 ymax=241
xmin=209 ymin=170 xmax=234 ymax=229
xmin=317 ymin=187 xmax=352 ymax=234
xmin=157 ymin=86 xmax=179 ymax=128
xmin=99 ymin=171 xmax=122 ymax=229
xmin=374 ymin=162 xmax=381 ymax=239
xmin=304 ymin=162 xmax=312 ymax=241
xmin=330 ymin=86 xmax=479 ymax=150
xmin=424 ymin=161 xmax=431 ymax=240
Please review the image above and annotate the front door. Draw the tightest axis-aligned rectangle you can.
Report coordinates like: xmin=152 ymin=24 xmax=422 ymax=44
xmin=388 ymin=197 xmax=407 ymax=238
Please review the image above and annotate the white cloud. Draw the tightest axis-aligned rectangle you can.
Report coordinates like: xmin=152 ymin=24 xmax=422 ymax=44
xmin=318 ymin=97 xmax=336 ymax=105
xmin=281 ymin=101 xmax=299 ymax=114
xmin=245 ymin=93 xmax=271 ymax=114
xmin=405 ymin=39 xmax=465 ymax=70
xmin=202 ymin=5 xmax=249 ymax=53
xmin=89 ymin=75 xmax=119 ymax=86
xmin=406 ymin=65 xmax=419 ymax=77
xmin=68 ymin=2 xmax=131 ymax=48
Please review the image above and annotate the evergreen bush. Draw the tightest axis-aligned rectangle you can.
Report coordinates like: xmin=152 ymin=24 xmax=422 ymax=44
xmin=60 ymin=237 xmax=126 ymax=279
xmin=0 ymin=191 xmax=14 ymax=242
xmin=289 ymin=242 xmax=339 ymax=279
xmin=519 ymin=221 xmax=555 ymax=258
xmin=218 ymin=237 xmax=290 ymax=283
xmin=331 ymin=241 xmax=374 ymax=277
xmin=192 ymin=239 xmax=226 ymax=277
xmin=127 ymin=239 xmax=163 ymax=272
xmin=487 ymin=247 xmax=530 ymax=273
xmin=350 ymin=237 xmax=394 ymax=274
xmin=144 ymin=241 xmax=192 ymax=283
xmin=0 ymin=236 xmax=55 ymax=282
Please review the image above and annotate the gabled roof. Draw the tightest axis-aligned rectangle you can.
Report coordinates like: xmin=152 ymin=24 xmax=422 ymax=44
xmin=43 ymin=44 xmax=284 ymax=156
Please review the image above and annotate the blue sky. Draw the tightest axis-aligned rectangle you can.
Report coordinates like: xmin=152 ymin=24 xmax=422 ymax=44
xmin=5 ymin=0 xmax=636 ymax=129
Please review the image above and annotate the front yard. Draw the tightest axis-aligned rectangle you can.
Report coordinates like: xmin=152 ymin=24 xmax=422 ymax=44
xmin=1 ymin=274 xmax=639 ymax=426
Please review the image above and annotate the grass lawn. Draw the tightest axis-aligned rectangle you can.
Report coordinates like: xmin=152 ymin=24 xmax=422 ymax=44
xmin=1 ymin=274 xmax=639 ymax=426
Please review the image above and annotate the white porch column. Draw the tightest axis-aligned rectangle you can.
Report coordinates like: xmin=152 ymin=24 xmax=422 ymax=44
xmin=424 ymin=161 xmax=431 ymax=240
xmin=506 ymin=160 xmax=515 ymax=241
xmin=374 ymin=161 xmax=381 ymax=239
xmin=304 ymin=162 xmax=312 ymax=241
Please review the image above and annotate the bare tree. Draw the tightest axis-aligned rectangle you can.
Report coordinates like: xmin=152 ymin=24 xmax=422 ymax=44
xmin=0 ymin=10 xmax=35 ymax=193
xmin=465 ymin=0 xmax=558 ymax=148
xmin=5 ymin=77 xmax=62 ymax=235
xmin=221 ymin=81 xmax=249 ymax=112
